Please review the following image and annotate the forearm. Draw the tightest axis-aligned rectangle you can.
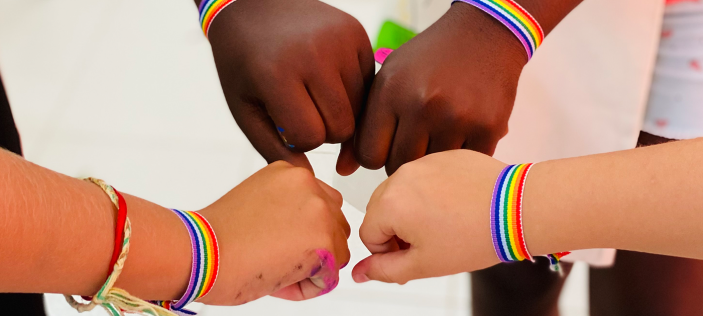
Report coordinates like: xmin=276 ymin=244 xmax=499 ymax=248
xmin=0 ymin=149 xmax=190 ymax=300
xmin=525 ymin=138 xmax=703 ymax=259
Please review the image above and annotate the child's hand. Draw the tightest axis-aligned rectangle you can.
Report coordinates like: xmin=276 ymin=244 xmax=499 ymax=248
xmin=352 ymin=150 xmax=505 ymax=284
xmin=208 ymin=0 xmax=374 ymax=172
xmin=349 ymin=4 xmax=527 ymax=175
xmin=198 ymin=161 xmax=351 ymax=305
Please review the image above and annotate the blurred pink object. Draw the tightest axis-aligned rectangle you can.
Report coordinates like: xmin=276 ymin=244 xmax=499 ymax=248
xmin=374 ymin=48 xmax=393 ymax=65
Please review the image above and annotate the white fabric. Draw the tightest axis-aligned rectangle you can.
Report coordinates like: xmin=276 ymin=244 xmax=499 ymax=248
xmin=335 ymin=0 xmax=665 ymax=267
xmin=643 ymin=1 xmax=703 ymax=139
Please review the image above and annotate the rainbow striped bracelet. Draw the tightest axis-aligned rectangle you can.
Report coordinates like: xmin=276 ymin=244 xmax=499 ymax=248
xmin=491 ymin=164 xmax=570 ymax=272
xmin=452 ymin=0 xmax=544 ymax=60
xmin=154 ymin=210 xmax=220 ymax=315
xmin=199 ymin=0 xmax=237 ymax=37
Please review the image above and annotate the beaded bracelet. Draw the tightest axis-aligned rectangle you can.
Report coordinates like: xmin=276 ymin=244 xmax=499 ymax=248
xmin=452 ymin=0 xmax=544 ymax=60
xmin=65 ymin=179 xmax=176 ymax=316
xmin=199 ymin=0 xmax=237 ymax=37
xmin=153 ymin=209 xmax=220 ymax=315
xmin=490 ymin=164 xmax=570 ymax=272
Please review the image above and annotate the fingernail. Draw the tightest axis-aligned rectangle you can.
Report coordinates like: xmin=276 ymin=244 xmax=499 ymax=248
xmin=353 ymin=273 xmax=370 ymax=283
xmin=340 ymin=262 xmax=348 ymax=270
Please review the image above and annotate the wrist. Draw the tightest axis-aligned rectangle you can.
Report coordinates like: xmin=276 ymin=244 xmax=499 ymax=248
xmin=444 ymin=2 xmax=529 ymax=68
xmin=522 ymin=159 xmax=607 ymax=257
xmin=115 ymin=195 xmax=191 ymax=301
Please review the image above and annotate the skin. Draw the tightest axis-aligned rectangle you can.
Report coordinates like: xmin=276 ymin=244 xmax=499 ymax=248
xmin=0 ymin=149 xmax=350 ymax=305
xmin=200 ymin=0 xmax=375 ymax=173
xmin=352 ymin=139 xmax=703 ymax=284
xmin=589 ymin=132 xmax=703 ymax=316
xmin=351 ymin=0 xmax=583 ymax=175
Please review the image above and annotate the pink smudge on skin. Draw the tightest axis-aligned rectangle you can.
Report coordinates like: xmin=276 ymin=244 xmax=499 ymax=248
xmin=313 ymin=249 xmax=339 ymax=296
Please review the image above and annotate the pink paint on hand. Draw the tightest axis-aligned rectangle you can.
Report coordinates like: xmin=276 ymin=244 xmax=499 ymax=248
xmin=375 ymin=48 xmax=394 ymax=65
xmin=311 ymin=249 xmax=339 ymax=296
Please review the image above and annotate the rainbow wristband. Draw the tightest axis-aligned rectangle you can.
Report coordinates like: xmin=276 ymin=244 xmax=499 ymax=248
xmin=491 ymin=164 xmax=570 ymax=272
xmin=155 ymin=209 xmax=220 ymax=315
xmin=199 ymin=0 xmax=237 ymax=37
xmin=452 ymin=0 xmax=544 ymax=60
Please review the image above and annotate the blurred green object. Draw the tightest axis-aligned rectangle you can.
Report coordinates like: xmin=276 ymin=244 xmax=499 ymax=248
xmin=375 ymin=20 xmax=417 ymax=51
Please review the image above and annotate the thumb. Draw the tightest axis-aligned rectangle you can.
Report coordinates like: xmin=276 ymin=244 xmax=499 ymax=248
xmin=352 ymin=250 xmax=417 ymax=285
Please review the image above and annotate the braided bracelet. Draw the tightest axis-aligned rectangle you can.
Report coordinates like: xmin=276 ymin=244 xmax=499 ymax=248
xmin=65 ymin=179 xmax=176 ymax=316
xmin=490 ymin=164 xmax=570 ymax=272
xmin=153 ymin=209 xmax=220 ymax=315
xmin=199 ymin=0 xmax=237 ymax=37
xmin=452 ymin=0 xmax=544 ymax=60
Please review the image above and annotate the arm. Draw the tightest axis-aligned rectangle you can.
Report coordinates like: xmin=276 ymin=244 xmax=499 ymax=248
xmin=352 ymin=139 xmax=703 ymax=284
xmin=352 ymin=0 xmax=583 ymax=175
xmin=0 ymin=149 xmax=350 ymax=304
xmin=525 ymin=138 xmax=703 ymax=260
xmin=0 ymin=148 xmax=190 ymax=298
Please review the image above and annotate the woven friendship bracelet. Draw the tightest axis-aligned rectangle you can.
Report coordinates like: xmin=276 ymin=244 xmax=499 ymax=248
xmin=65 ymin=179 xmax=176 ymax=316
xmin=199 ymin=0 xmax=237 ymax=37
xmin=490 ymin=164 xmax=570 ymax=272
xmin=154 ymin=209 xmax=220 ymax=315
xmin=452 ymin=0 xmax=544 ymax=60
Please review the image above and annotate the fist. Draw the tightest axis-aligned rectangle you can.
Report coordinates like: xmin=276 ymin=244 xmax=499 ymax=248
xmin=199 ymin=161 xmax=351 ymax=305
xmin=353 ymin=150 xmax=506 ymax=284
xmin=352 ymin=3 xmax=527 ymax=175
xmin=207 ymin=0 xmax=375 ymax=171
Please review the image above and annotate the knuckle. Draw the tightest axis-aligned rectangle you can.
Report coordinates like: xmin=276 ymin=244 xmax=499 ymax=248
xmin=269 ymin=160 xmax=294 ymax=170
xmin=289 ymin=128 xmax=326 ymax=152
xmin=287 ymin=166 xmax=316 ymax=185
xmin=327 ymin=121 xmax=355 ymax=144
xmin=475 ymin=116 xmax=509 ymax=139
xmin=309 ymin=196 xmax=332 ymax=216
xmin=418 ymin=92 xmax=466 ymax=125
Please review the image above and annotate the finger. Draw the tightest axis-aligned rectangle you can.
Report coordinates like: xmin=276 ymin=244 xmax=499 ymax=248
xmin=352 ymin=250 xmax=417 ymax=285
xmin=270 ymin=248 xmax=341 ymax=301
xmin=355 ymin=78 xmax=398 ymax=170
xmin=315 ymin=179 xmax=343 ymax=208
xmin=426 ymin=133 xmax=466 ymax=155
xmin=261 ymin=81 xmax=326 ymax=152
xmin=229 ymin=99 xmax=313 ymax=170
xmin=315 ymin=179 xmax=351 ymax=239
xmin=359 ymin=201 xmax=396 ymax=253
xmin=385 ymin=118 xmax=429 ymax=175
xmin=336 ymin=138 xmax=361 ymax=176
xmin=307 ymin=74 xmax=355 ymax=144
xmin=462 ymin=135 xmax=501 ymax=156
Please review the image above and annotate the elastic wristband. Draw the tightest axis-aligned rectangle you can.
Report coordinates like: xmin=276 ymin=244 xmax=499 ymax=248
xmin=490 ymin=164 xmax=570 ymax=272
xmin=155 ymin=209 xmax=220 ymax=314
xmin=452 ymin=0 xmax=544 ymax=60
xmin=199 ymin=0 xmax=237 ymax=37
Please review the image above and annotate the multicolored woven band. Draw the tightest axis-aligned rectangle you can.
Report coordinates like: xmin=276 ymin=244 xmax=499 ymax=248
xmin=490 ymin=164 xmax=570 ymax=271
xmin=155 ymin=209 xmax=220 ymax=315
xmin=199 ymin=0 xmax=237 ymax=37
xmin=452 ymin=0 xmax=544 ymax=60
